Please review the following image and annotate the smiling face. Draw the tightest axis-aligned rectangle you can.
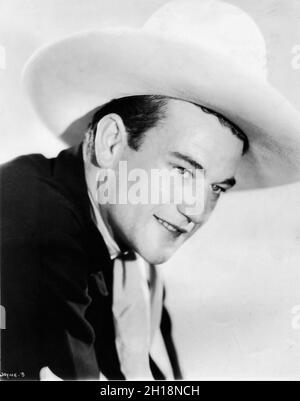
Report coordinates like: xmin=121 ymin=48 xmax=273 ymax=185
xmin=98 ymin=99 xmax=244 ymax=264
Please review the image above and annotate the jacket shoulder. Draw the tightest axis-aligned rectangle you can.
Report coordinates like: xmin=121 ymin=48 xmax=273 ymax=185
xmin=0 ymin=152 xmax=53 ymax=181
xmin=0 ymin=153 xmax=81 ymax=239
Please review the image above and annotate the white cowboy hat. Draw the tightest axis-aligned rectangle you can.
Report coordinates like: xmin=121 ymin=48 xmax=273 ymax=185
xmin=22 ymin=0 xmax=300 ymax=190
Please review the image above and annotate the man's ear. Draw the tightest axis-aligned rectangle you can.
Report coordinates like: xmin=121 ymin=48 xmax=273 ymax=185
xmin=94 ymin=114 xmax=127 ymax=168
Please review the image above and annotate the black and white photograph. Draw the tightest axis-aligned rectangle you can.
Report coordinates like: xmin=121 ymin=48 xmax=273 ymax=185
xmin=1 ymin=0 xmax=300 ymax=384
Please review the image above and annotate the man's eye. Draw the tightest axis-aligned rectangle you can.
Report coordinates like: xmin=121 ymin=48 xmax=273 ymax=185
xmin=211 ymin=184 xmax=226 ymax=195
xmin=174 ymin=166 xmax=193 ymax=178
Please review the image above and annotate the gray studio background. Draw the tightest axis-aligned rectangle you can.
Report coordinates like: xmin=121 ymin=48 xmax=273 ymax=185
xmin=1 ymin=0 xmax=300 ymax=379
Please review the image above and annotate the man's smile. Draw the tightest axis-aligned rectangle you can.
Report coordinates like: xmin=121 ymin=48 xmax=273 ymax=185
xmin=154 ymin=214 xmax=188 ymax=236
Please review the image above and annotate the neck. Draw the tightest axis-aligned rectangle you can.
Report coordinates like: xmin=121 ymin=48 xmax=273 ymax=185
xmin=82 ymin=142 xmax=132 ymax=255
xmin=82 ymin=143 xmax=114 ymax=238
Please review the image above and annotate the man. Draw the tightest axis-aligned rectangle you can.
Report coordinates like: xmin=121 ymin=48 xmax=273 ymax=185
xmin=1 ymin=0 xmax=300 ymax=380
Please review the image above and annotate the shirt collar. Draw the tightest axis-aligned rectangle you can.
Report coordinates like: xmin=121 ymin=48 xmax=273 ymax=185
xmin=87 ymin=188 xmax=121 ymax=260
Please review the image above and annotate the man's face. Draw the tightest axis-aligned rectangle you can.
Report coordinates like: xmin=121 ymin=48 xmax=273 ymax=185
xmin=104 ymin=99 xmax=244 ymax=264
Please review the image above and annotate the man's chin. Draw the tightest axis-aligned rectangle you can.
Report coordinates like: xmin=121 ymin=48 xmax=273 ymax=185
xmin=138 ymin=247 xmax=176 ymax=265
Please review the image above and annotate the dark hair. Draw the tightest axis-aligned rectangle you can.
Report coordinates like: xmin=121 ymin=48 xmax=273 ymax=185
xmin=90 ymin=95 xmax=168 ymax=150
xmin=89 ymin=95 xmax=249 ymax=154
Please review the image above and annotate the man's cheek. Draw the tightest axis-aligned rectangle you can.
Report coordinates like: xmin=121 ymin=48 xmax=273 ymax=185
xmin=202 ymin=196 xmax=219 ymax=221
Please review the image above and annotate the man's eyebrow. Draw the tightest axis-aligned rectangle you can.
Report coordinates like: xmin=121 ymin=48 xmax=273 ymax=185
xmin=170 ymin=152 xmax=204 ymax=170
xmin=217 ymin=177 xmax=237 ymax=188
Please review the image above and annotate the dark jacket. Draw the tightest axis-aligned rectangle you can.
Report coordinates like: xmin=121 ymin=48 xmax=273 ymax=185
xmin=0 ymin=145 xmax=182 ymax=380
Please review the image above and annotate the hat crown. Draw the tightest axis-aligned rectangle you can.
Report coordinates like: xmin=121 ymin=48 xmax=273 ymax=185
xmin=144 ymin=0 xmax=267 ymax=78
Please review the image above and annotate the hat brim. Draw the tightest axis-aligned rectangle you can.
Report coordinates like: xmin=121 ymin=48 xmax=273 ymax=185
xmin=22 ymin=28 xmax=300 ymax=190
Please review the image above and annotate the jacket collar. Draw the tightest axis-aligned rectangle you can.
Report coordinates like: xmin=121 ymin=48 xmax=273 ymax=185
xmin=52 ymin=144 xmax=113 ymax=274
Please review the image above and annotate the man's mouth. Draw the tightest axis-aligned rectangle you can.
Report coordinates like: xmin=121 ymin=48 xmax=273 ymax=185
xmin=154 ymin=215 xmax=187 ymax=235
